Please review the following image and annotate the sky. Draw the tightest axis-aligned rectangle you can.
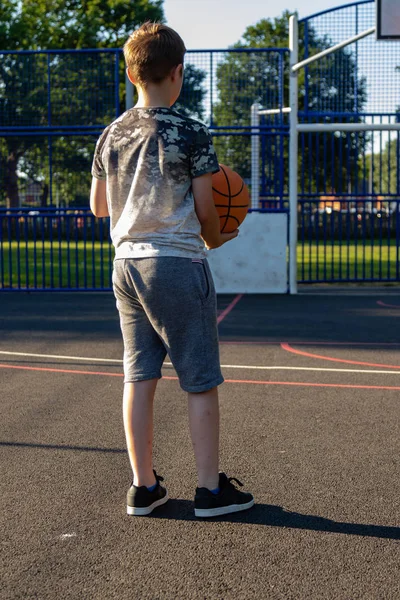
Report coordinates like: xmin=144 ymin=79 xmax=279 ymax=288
xmin=163 ymin=0 xmax=354 ymax=49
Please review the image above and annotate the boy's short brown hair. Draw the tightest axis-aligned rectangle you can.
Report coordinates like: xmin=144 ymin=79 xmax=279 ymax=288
xmin=124 ymin=22 xmax=186 ymax=86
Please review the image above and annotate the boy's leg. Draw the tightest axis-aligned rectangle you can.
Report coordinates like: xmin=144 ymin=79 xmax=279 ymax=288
xmin=123 ymin=376 xmax=169 ymax=516
xmin=189 ymin=384 xmax=255 ymax=518
xmin=187 ymin=386 xmax=220 ymax=491
xmin=123 ymin=379 xmax=158 ymax=488
xmin=113 ymin=259 xmax=167 ymax=493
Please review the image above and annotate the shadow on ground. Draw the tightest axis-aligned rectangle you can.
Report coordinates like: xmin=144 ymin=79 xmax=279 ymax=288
xmin=149 ymin=500 xmax=400 ymax=540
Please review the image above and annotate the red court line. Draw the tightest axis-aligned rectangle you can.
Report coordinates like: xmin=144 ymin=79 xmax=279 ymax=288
xmin=220 ymin=340 xmax=400 ymax=346
xmin=281 ymin=342 xmax=400 ymax=370
xmin=377 ymin=300 xmax=400 ymax=309
xmin=1 ymin=363 xmax=400 ymax=391
xmin=217 ymin=294 xmax=243 ymax=324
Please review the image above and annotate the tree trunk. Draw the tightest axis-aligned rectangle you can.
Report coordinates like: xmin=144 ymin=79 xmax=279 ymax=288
xmin=5 ymin=151 xmax=19 ymax=208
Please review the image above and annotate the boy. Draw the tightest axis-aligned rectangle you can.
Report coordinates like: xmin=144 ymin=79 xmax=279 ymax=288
xmin=90 ymin=22 xmax=254 ymax=518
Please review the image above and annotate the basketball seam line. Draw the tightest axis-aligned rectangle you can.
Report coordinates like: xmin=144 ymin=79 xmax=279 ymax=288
xmin=212 ymin=181 xmax=244 ymax=199
xmin=220 ymin=165 xmax=232 ymax=233
xmin=214 ymin=204 xmax=249 ymax=208
xmin=218 ymin=215 xmax=241 ymax=226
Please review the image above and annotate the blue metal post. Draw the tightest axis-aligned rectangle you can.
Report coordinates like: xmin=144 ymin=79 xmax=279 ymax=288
xmin=50 ymin=211 xmax=54 ymax=288
xmin=7 ymin=217 xmax=12 ymax=288
xmin=278 ymin=52 xmax=285 ymax=209
xmin=41 ymin=215 xmax=46 ymax=288
xmin=210 ymin=53 xmax=214 ymax=127
xmin=100 ymin=218 xmax=104 ymax=289
xmin=66 ymin=215 xmax=71 ymax=288
xmin=304 ymin=21 xmax=309 ymax=112
xmin=58 ymin=213 xmax=62 ymax=288
xmin=47 ymin=54 xmax=53 ymax=206
xmin=91 ymin=214 xmax=96 ymax=288
xmin=33 ymin=215 xmax=38 ymax=289
xmin=23 ymin=216 xmax=29 ymax=288
xmin=75 ymin=214 xmax=79 ymax=289
xmin=0 ymin=214 xmax=4 ymax=288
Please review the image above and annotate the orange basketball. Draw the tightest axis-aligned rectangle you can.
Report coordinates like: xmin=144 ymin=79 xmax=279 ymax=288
xmin=212 ymin=164 xmax=250 ymax=233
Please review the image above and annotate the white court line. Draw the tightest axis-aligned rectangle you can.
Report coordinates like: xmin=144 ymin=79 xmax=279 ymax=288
xmin=0 ymin=350 xmax=122 ymax=363
xmin=212 ymin=365 xmax=400 ymax=375
xmin=2 ymin=349 xmax=400 ymax=375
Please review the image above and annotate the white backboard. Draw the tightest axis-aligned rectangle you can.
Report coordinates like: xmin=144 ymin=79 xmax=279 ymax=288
xmin=377 ymin=0 xmax=400 ymax=40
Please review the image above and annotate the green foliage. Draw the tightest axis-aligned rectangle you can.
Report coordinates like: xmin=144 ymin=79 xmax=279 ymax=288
xmin=0 ymin=0 xmax=164 ymax=207
xmin=369 ymin=138 xmax=400 ymax=196
xmin=173 ymin=63 xmax=207 ymax=122
xmin=2 ymin=0 xmax=164 ymax=50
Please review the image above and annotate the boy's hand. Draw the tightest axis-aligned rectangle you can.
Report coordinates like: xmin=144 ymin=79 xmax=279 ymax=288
xmin=204 ymin=229 xmax=239 ymax=250
xmin=221 ymin=229 xmax=239 ymax=244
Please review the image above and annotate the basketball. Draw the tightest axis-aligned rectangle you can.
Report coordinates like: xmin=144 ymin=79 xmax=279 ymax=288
xmin=212 ymin=164 xmax=250 ymax=233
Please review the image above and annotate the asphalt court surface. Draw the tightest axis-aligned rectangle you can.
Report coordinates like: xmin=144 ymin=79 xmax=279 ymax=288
xmin=1 ymin=292 xmax=399 ymax=599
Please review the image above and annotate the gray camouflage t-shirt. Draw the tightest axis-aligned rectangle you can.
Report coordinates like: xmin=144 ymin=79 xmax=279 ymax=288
xmin=91 ymin=107 xmax=219 ymax=259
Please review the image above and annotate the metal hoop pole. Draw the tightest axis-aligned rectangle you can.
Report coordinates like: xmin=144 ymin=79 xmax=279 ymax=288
xmin=289 ymin=14 xmax=299 ymax=295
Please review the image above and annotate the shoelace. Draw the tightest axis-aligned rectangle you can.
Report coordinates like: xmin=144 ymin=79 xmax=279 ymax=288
xmin=153 ymin=470 xmax=164 ymax=483
xmin=228 ymin=476 xmax=243 ymax=488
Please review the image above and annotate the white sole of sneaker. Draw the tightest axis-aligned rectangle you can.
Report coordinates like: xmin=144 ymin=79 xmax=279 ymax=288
xmin=194 ymin=498 xmax=255 ymax=518
xmin=127 ymin=492 xmax=169 ymax=516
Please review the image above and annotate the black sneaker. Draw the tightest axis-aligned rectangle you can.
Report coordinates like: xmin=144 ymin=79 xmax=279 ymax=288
xmin=127 ymin=471 xmax=168 ymax=516
xmin=194 ymin=473 xmax=254 ymax=518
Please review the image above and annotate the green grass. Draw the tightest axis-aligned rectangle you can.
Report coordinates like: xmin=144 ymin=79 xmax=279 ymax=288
xmin=299 ymin=241 xmax=400 ymax=282
xmin=0 ymin=240 xmax=114 ymax=289
xmin=1 ymin=240 xmax=399 ymax=288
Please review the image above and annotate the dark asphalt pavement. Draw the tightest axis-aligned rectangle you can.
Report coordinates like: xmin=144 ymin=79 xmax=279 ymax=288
xmin=1 ymin=292 xmax=399 ymax=599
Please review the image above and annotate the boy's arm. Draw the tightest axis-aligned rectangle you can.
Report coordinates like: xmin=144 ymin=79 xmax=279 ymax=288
xmin=90 ymin=177 xmax=109 ymax=218
xmin=192 ymin=173 xmax=238 ymax=249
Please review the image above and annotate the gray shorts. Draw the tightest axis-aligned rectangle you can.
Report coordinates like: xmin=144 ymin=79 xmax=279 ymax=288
xmin=112 ymin=257 xmax=224 ymax=393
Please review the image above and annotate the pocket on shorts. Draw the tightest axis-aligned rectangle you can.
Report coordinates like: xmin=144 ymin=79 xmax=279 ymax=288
xmin=112 ymin=260 xmax=121 ymax=289
xmin=192 ymin=259 xmax=212 ymax=305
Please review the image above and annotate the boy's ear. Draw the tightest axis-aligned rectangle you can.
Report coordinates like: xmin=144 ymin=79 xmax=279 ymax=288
xmin=171 ymin=64 xmax=183 ymax=80
xmin=126 ymin=68 xmax=137 ymax=85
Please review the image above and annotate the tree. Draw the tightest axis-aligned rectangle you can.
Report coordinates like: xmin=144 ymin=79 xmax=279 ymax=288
xmin=213 ymin=11 xmax=367 ymax=203
xmin=369 ymin=138 xmax=400 ymax=198
xmin=2 ymin=0 xmax=164 ymax=50
xmin=173 ymin=63 xmax=207 ymax=122
xmin=0 ymin=0 xmax=164 ymax=207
